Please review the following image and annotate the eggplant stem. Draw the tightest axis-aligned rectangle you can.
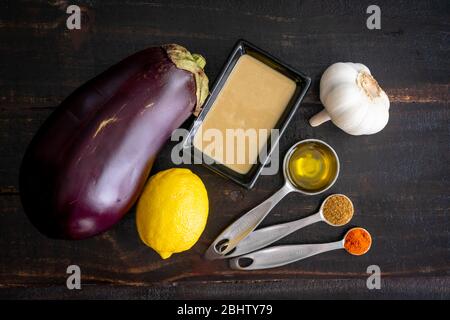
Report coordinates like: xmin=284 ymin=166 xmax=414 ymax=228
xmin=163 ymin=44 xmax=209 ymax=115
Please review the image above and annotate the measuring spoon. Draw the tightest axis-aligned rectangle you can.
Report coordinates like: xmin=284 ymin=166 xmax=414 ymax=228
xmin=204 ymin=139 xmax=340 ymax=260
xmin=230 ymin=227 xmax=372 ymax=270
xmin=223 ymin=194 xmax=353 ymax=258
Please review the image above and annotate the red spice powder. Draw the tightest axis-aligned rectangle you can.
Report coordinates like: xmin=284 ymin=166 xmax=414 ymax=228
xmin=344 ymin=228 xmax=372 ymax=255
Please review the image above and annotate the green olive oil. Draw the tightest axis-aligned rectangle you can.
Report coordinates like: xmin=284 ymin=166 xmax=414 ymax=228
xmin=288 ymin=141 xmax=338 ymax=192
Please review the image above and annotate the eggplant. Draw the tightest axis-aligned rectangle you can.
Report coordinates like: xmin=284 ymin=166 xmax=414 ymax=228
xmin=20 ymin=44 xmax=209 ymax=240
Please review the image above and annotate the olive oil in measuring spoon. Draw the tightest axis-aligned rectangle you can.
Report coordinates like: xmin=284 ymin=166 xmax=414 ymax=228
xmin=288 ymin=141 xmax=338 ymax=193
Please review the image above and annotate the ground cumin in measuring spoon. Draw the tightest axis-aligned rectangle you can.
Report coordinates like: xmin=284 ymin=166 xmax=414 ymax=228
xmin=344 ymin=227 xmax=372 ymax=255
xmin=322 ymin=194 xmax=354 ymax=226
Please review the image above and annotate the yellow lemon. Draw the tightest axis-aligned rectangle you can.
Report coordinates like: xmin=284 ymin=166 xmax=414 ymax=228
xmin=136 ymin=168 xmax=208 ymax=259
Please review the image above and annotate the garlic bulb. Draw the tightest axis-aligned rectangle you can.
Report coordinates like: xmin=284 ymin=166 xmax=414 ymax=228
xmin=309 ymin=62 xmax=390 ymax=135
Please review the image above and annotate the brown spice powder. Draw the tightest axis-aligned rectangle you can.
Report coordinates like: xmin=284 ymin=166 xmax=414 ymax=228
xmin=322 ymin=195 xmax=354 ymax=226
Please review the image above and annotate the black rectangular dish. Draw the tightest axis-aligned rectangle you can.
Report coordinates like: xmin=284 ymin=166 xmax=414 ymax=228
xmin=183 ymin=39 xmax=311 ymax=189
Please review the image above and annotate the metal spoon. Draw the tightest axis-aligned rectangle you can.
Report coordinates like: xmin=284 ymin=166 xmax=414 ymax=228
xmin=223 ymin=194 xmax=353 ymax=258
xmin=230 ymin=227 xmax=371 ymax=270
xmin=204 ymin=139 xmax=340 ymax=260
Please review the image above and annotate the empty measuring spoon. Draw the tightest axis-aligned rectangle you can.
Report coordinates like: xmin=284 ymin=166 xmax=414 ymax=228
xmin=204 ymin=139 xmax=340 ymax=260
xmin=224 ymin=194 xmax=354 ymax=258
xmin=230 ymin=227 xmax=372 ymax=270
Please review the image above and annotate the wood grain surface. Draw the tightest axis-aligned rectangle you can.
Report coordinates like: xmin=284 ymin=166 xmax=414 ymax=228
xmin=0 ymin=0 xmax=449 ymax=299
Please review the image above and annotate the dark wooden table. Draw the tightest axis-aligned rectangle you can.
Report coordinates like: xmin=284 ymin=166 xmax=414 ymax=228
xmin=1 ymin=0 xmax=449 ymax=299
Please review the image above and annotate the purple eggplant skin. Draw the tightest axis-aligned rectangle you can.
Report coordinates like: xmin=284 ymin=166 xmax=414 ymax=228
xmin=19 ymin=44 xmax=209 ymax=240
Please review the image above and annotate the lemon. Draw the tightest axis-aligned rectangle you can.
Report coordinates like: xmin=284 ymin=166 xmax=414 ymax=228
xmin=136 ymin=168 xmax=208 ymax=259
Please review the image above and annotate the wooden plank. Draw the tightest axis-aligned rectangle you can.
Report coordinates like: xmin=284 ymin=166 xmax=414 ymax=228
xmin=1 ymin=277 xmax=450 ymax=299
xmin=1 ymin=0 xmax=449 ymax=110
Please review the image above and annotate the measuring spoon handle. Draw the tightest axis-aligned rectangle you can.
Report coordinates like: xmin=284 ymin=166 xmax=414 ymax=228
xmin=230 ymin=240 xmax=343 ymax=270
xmin=226 ymin=212 xmax=323 ymax=258
xmin=204 ymin=183 xmax=293 ymax=260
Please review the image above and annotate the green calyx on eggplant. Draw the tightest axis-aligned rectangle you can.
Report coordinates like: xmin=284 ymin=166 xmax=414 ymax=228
xmin=19 ymin=44 xmax=209 ymax=240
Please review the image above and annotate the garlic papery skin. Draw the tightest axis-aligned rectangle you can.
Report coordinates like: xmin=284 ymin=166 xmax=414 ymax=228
xmin=309 ymin=62 xmax=390 ymax=135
